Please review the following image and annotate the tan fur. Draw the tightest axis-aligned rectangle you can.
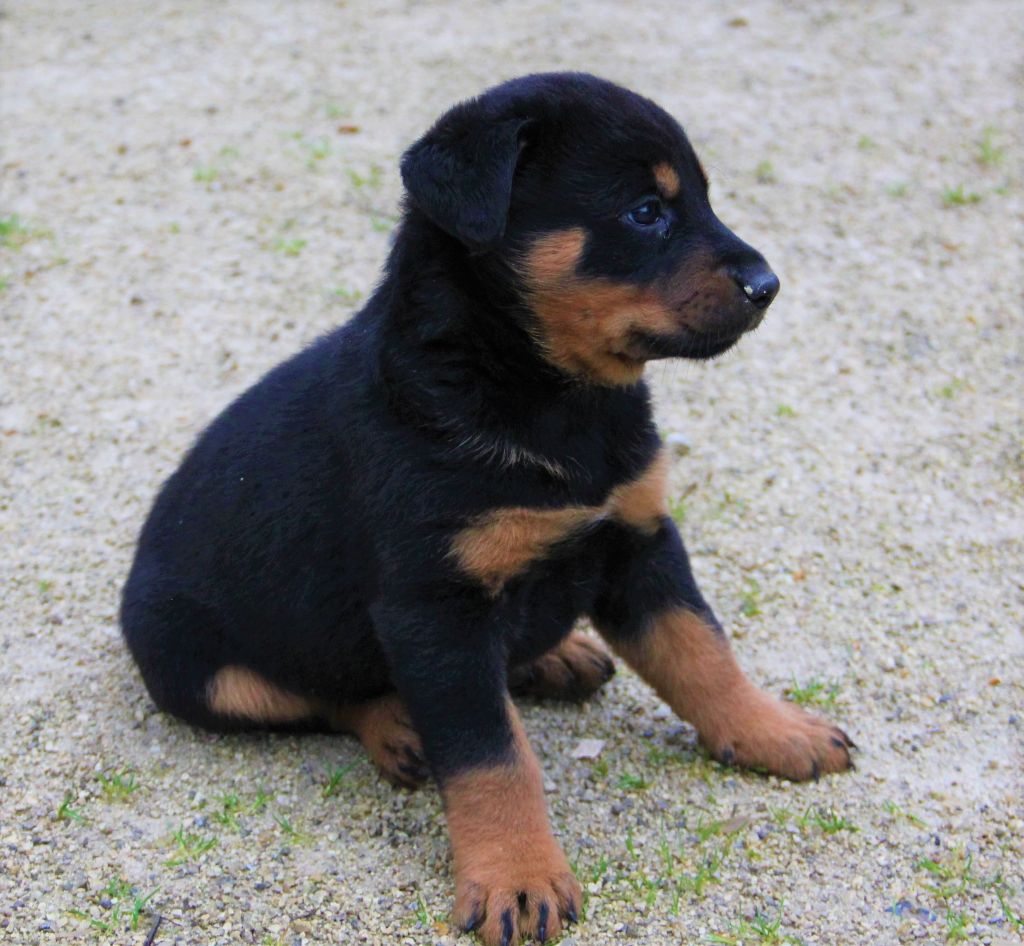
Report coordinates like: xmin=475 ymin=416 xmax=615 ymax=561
xmin=519 ymin=232 xmax=741 ymax=385
xmin=529 ymin=279 xmax=676 ymax=385
xmin=597 ymin=609 xmax=852 ymax=780
xmin=206 ymin=665 xmax=315 ymax=723
xmin=451 ymin=505 xmax=598 ymax=594
xmin=451 ymin=450 xmax=669 ymax=592
xmin=608 ymin=447 xmax=668 ymax=533
xmin=445 ymin=703 xmax=581 ymax=944
xmin=509 ymin=630 xmax=614 ymax=700
xmin=653 ymin=248 xmax=739 ymax=334
xmin=525 ymin=228 xmax=587 ymax=283
xmin=332 ymin=693 xmax=427 ymax=788
xmin=653 ymin=162 xmax=680 ymax=198
xmin=519 ymin=230 xmax=679 ymax=385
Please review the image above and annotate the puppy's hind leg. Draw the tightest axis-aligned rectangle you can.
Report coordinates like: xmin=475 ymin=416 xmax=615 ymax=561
xmin=509 ymin=631 xmax=615 ymax=702
xmin=122 ymin=593 xmax=330 ymax=732
xmin=331 ymin=693 xmax=429 ymax=789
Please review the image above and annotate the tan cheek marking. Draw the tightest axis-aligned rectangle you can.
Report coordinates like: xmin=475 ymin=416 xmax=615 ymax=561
xmin=653 ymin=162 xmax=680 ymax=199
xmin=526 ymin=277 xmax=677 ymax=386
xmin=609 ymin=448 xmax=669 ymax=533
xmin=525 ymin=227 xmax=587 ymax=282
xmin=445 ymin=703 xmax=579 ymax=941
xmin=521 ymin=228 xmax=680 ymax=386
xmin=206 ymin=666 xmax=315 ymax=723
xmin=451 ymin=506 xmax=598 ymax=594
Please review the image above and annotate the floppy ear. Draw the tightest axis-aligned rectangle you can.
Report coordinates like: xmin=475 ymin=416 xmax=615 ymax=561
xmin=400 ymin=109 xmax=528 ymax=252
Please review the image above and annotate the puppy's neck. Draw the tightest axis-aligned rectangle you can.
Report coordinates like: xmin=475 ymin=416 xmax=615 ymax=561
xmin=379 ymin=214 xmax=569 ymax=391
xmin=372 ymin=214 xmax=656 ymax=486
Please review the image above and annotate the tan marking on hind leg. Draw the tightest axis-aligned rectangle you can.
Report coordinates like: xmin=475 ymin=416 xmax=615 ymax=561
xmin=597 ymin=609 xmax=854 ymax=781
xmin=510 ymin=632 xmax=615 ymax=701
xmin=206 ymin=665 xmax=316 ymax=723
xmin=331 ymin=693 xmax=428 ymax=789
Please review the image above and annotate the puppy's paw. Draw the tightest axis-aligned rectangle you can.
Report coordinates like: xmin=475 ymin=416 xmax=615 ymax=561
xmin=510 ymin=631 xmax=615 ymax=702
xmin=364 ymin=700 xmax=429 ymax=789
xmin=333 ymin=694 xmax=429 ymax=789
xmin=701 ymin=685 xmax=854 ymax=781
xmin=452 ymin=844 xmax=581 ymax=946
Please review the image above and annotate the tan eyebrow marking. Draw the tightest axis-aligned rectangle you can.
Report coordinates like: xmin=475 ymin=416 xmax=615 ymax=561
xmin=653 ymin=162 xmax=680 ymax=199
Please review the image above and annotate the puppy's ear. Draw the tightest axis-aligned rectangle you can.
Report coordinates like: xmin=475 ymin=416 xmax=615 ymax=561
xmin=401 ymin=109 xmax=528 ymax=252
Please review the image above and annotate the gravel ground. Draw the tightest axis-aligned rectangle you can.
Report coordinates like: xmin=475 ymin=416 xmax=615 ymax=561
xmin=2 ymin=2 xmax=1022 ymax=944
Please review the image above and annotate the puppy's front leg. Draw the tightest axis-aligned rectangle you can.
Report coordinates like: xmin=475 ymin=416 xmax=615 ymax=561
xmin=373 ymin=600 xmax=580 ymax=946
xmin=592 ymin=519 xmax=853 ymax=780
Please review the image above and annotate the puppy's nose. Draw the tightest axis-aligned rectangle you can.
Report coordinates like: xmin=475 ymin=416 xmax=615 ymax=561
xmin=732 ymin=266 xmax=780 ymax=310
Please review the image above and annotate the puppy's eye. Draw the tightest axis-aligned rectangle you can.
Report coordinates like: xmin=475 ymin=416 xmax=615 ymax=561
xmin=625 ymin=199 xmax=664 ymax=227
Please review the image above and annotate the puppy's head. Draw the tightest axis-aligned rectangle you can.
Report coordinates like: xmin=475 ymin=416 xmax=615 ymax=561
xmin=401 ymin=73 xmax=779 ymax=386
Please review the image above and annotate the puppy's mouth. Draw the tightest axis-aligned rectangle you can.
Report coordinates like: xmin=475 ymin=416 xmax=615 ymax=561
xmin=618 ymin=325 xmax=746 ymax=363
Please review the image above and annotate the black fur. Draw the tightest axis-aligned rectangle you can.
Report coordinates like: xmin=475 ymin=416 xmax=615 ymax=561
xmin=121 ymin=72 xmax=777 ymax=780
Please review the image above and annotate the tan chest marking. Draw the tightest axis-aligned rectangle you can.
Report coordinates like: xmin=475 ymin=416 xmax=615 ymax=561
xmin=450 ymin=505 xmax=597 ymax=594
xmin=607 ymin=447 xmax=668 ymax=533
xmin=450 ymin=448 xmax=668 ymax=592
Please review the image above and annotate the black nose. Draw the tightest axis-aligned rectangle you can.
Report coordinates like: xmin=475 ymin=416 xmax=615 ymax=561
xmin=732 ymin=266 xmax=780 ymax=310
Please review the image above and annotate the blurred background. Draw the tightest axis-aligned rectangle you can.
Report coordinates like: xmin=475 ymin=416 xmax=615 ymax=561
xmin=1 ymin=2 xmax=1021 ymax=944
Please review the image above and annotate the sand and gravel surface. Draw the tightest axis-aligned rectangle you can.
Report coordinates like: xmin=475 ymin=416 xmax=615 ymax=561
xmin=2 ymin=1 xmax=1022 ymax=944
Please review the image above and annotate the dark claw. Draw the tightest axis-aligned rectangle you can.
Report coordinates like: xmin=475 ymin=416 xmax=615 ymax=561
xmin=463 ymin=904 xmax=482 ymax=932
xmin=514 ymin=666 xmax=539 ymax=689
xmin=811 ymin=760 xmax=820 ymax=782
xmin=566 ymin=905 xmax=578 ymax=925
xmin=839 ymin=729 xmax=857 ymax=749
xmin=537 ymin=902 xmax=549 ymax=942
xmin=500 ymin=909 xmax=514 ymax=946
xmin=720 ymin=747 xmax=735 ymax=765
xmin=391 ymin=713 xmax=414 ymax=733
xmin=557 ymin=655 xmax=578 ymax=681
xmin=403 ymin=744 xmax=424 ymax=763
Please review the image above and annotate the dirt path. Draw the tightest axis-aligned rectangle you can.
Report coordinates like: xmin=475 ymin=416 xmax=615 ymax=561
xmin=2 ymin=2 xmax=1022 ymax=944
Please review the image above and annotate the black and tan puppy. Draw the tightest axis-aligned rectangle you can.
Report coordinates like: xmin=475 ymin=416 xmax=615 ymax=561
xmin=122 ymin=73 xmax=852 ymax=945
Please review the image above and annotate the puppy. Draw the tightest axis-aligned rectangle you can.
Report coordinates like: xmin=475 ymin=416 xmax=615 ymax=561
xmin=122 ymin=72 xmax=852 ymax=945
